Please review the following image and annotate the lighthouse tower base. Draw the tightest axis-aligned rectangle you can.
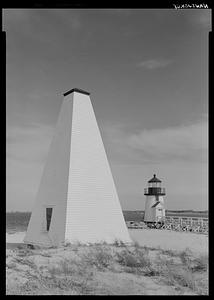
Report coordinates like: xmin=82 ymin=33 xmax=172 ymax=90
xmin=144 ymin=196 xmax=165 ymax=223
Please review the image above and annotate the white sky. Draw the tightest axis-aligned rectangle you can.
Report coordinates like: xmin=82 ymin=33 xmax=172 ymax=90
xmin=5 ymin=9 xmax=210 ymax=211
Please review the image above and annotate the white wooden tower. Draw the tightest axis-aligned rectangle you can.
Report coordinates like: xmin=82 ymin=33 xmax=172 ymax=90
xmin=144 ymin=174 xmax=166 ymax=223
xmin=24 ymin=88 xmax=132 ymax=247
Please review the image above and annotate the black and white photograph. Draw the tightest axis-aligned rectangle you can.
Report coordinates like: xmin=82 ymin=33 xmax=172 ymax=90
xmin=5 ymin=6 xmax=210 ymax=295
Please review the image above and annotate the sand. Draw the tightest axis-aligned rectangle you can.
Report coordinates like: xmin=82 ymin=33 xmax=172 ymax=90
xmin=6 ymin=232 xmax=25 ymax=243
xmin=129 ymin=229 xmax=208 ymax=255
xmin=6 ymin=229 xmax=208 ymax=255
xmin=6 ymin=230 xmax=208 ymax=295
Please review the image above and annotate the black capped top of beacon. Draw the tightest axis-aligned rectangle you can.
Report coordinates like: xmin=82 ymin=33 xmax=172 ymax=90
xmin=148 ymin=174 xmax=162 ymax=183
xmin=63 ymin=88 xmax=90 ymax=97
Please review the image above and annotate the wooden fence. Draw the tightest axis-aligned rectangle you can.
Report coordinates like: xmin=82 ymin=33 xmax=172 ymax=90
xmin=126 ymin=216 xmax=208 ymax=234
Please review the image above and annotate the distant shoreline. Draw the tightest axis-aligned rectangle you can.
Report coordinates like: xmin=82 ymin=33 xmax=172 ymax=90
xmin=6 ymin=210 xmax=209 ymax=213
xmin=6 ymin=210 xmax=208 ymax=233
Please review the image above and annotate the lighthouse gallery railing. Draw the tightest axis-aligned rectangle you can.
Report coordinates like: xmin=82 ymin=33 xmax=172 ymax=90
xmin=144 ymin=187 xmax=166 ymax=195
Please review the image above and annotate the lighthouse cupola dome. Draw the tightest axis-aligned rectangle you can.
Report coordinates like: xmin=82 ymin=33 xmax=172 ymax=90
xmin=148 ymin=174 xmax=162 ymax=183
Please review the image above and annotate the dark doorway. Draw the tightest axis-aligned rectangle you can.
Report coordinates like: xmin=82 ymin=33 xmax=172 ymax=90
xmin=46 ymin=207 xmax=53 ymax=231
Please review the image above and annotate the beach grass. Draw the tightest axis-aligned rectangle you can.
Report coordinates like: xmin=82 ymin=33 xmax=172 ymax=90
xmin=6 ymin=242 xmax=208 ymax=295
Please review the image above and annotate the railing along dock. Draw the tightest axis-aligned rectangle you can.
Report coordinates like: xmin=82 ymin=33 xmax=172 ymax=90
xmin=126 ymin=215 xmax=208 ymax=234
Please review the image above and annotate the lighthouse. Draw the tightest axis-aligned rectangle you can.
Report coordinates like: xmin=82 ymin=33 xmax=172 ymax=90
xmin=144 ymin=174 xmax=166 ymax=224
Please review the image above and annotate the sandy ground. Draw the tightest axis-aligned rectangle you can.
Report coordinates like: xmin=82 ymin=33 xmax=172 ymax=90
xmin=129 ymin=229 xmax=208 ymax=255
xmin=6 ymin=230 xmax=208 ymax=295
xmin=6 ymin=232 xmax=25 ymax=243
xmin=6 ymin=229 xmax=208 ymax=255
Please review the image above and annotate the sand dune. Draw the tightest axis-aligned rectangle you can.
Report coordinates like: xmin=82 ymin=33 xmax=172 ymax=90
xmin=6 ymin=229 xmax=208 ymax=295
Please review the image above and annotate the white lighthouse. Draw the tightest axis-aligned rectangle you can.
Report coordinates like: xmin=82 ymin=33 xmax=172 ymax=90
xmin=144 ymin=174 xmax=166 ymax=224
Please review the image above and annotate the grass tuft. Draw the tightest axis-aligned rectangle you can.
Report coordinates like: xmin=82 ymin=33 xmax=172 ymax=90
xmin=13 ymin=257 xmax=37 ymax=269
xmin=191 ymin=255 xmax=208 ymax=272
xmin=80 ymin=245 xmax=114 ymax=270
xmin=116 ymin=246 xmax=153 ymax=276
xmin=16 ymin=248 xmax=34 ymax=257
xmin=113 ymin=239 xmax=127 ymax=247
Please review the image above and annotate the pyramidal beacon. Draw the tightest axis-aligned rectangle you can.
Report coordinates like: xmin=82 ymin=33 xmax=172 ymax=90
xmin=24 ymin=88 xmax=132 ymax=247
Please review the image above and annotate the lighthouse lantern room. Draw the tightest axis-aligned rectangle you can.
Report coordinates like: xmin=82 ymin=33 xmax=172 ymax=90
xmin=144 ymin=174 xmax=166 ymax=224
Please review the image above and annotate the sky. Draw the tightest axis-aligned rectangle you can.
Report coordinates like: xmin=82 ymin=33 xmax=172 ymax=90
xmin=4 ymin=9 xmax=210 ymax=211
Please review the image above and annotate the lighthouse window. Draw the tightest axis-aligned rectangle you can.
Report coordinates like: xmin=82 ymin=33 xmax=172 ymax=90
xmin=46 ymin=207 xmax=53 ymax=231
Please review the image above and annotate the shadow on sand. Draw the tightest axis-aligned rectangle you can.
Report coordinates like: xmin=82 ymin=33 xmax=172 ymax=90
xmin=6 ymin=242 xmax=27 ymax=250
